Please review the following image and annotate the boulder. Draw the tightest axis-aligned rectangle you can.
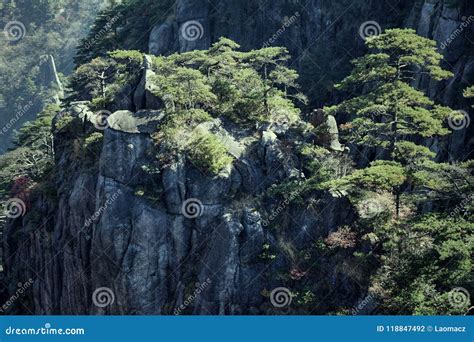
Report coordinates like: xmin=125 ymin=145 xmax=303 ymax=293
xmin=133 ymin=55 xmax=162 ymax=110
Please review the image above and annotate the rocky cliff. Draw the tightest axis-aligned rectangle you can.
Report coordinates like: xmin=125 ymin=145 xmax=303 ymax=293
xmin=4 ymin=90 xmax=357 ymax=314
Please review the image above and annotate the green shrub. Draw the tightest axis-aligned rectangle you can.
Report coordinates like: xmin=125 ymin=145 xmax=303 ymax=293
xmin=188 ymin=131 xmax=233 ymax=174
xmin=108 ymin=50 xmax=144 ymax=67
xmin=84 ymin=132 xmax=103 ymax=152
xmin=55 ymin=115 xmax=80 ymax=134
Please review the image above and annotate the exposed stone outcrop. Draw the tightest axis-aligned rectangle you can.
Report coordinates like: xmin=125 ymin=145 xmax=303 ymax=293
xmin=149 ymin=19 xmax=178 ymax=56
xmin=39 ymin=55 xmax=64 ymax=105
xmin=310 ymin=109 xmax=346 ymax=152
xmin=406 ymin=1 xmax=474 ymax=160
xmin=133 ymin=55 xmax=162 ymax=110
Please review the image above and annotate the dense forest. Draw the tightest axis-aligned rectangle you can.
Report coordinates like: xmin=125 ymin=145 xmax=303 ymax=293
xmin=0 ymin=0 xmax=472 ymax=315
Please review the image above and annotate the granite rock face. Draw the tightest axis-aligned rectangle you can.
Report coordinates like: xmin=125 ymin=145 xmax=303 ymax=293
xmin=39 ymin=55 xmax=64 ymax=105
xmin=3 ymin=83 xmax=356 ymax=314
xmin=2 ymin=0 xmax=473 ymax=316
